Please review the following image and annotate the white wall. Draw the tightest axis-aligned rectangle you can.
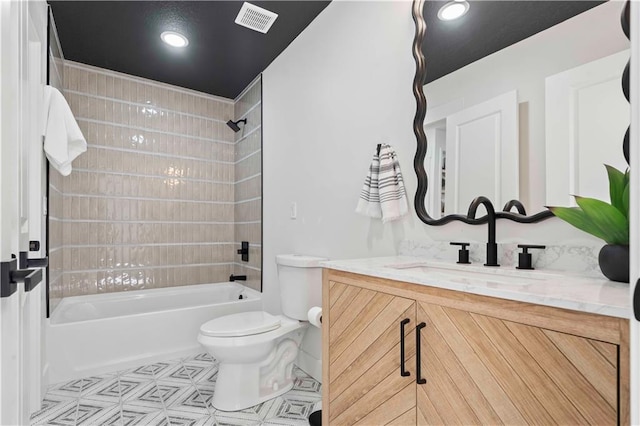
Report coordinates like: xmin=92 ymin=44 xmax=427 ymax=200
xmin=262 ymin=0 xmax=419 ymax=315
xmin=261 ymin=0 xmax=614 ymax=378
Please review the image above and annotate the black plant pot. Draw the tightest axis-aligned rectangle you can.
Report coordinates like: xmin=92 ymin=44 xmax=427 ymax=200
xmin=598 ymin=244 xmax=629 ymax=283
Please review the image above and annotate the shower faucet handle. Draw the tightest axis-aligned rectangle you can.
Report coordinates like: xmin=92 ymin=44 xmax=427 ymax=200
xmin=237 ymin=241 xmax=249 ymax=262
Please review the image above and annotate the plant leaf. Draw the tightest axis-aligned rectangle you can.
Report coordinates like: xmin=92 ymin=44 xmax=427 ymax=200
xmin=575 ymin=196 xmax=629 ymax=244
xmin=547 ymin=206 xmax=610 ymax=241
xmin=605 ymin=164 xmax=626 ymax=214
xmin=622 ymin=180 xmax=630 ymax=219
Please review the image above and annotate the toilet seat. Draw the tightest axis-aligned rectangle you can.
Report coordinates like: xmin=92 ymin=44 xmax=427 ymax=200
xmin=200 ymin=311 xmax=281 ymax=337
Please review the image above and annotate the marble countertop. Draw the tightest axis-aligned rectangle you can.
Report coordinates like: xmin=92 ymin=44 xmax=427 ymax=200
xmin=321 ymin=256 xmax=630 ymax=319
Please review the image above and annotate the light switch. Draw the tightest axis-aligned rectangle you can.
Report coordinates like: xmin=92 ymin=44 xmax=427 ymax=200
xmin=290 ymin=202 xmax=297 ymax=219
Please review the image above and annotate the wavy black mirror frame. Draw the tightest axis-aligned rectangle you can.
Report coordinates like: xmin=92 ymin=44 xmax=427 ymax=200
xmin=411 ymin=0 xmax=553 ymax=226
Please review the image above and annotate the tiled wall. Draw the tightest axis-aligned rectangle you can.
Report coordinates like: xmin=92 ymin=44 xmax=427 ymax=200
xmin=48 ymin=61 xmax=263 ymax=310
xmin=233 ymin=77 xmax=262 ymax=291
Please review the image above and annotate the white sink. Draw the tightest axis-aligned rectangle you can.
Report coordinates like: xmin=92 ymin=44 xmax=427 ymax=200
xmin=384 ymin=261 xmax=560 ymax=286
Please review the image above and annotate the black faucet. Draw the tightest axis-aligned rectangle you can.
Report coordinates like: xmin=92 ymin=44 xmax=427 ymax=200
xmin=467 ymin=196 xmax=499 ymax=267
xmin=229 ymin=274 xmax=247 ymax=282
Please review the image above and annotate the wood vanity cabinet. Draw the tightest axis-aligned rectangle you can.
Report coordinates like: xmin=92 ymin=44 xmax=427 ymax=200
xmin=322 ymin=269 xmax=630 ymax=426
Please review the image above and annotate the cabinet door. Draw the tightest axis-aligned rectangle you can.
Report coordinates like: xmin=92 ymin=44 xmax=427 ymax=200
xmin=326 ymin=281 xmax=416 ymax=425
xmin=417 ymin=301 xmax=618 ymax=425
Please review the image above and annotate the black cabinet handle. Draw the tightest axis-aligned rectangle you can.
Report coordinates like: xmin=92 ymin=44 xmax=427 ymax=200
xmin=416 ymin=322 xmax=427 ymax=384
xmin=633 ymin=278 xmax=640 ymax=321
xmin=400 ymin=318 xmax=410 ymax=377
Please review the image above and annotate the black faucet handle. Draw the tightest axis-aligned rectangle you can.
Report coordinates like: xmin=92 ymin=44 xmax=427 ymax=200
xmin=450 ymin=242 xmax=471 ymax=264
xmin=516 ymin=245 xmax=546 ymax=270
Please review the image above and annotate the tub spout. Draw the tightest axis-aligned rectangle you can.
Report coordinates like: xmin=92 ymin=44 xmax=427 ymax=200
xmin=230 ymin=274 xmax=247 ymax=282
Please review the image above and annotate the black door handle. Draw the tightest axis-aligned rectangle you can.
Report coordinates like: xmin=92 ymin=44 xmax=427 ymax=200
xmin=634 ymin=278 xmax=640 ymax=321
xmin=416 ymin=322 xmax=427 ymax=384
xmin=12 ymin=268 xmax=42 ymax=292
xmin=19 ymin=251 xmax=48 ymax=269
xmin=400 ymin=318 xmax=410 ymax=377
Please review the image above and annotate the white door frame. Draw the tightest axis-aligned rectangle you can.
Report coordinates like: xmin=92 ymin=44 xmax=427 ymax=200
xmin=0 ymin=0 xmax=47 ymax=423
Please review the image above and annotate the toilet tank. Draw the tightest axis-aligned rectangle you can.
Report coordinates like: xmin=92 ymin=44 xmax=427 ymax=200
xmin=276 ymin=254 xmax=327 ymax=320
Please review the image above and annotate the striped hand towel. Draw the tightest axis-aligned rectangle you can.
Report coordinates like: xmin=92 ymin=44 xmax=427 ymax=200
xmin=356 ymin=144 xmax=409 ymax=222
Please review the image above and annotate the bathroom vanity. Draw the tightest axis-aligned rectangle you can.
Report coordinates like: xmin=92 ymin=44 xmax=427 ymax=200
xmin=321 ymin=257 xmax=630 ymax=425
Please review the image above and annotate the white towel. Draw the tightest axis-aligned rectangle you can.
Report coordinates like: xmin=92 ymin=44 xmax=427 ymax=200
xmin=356 ymin=144 xmax=409 ymax=222
xmin=43 ymin=86 xmax=87 ymax=176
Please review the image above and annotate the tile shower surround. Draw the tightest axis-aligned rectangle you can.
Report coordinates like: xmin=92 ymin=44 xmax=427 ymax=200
xmin=31 ymin=353 xmax=321 ymax=426
xmin=48 ymin=62 xmax=262 ymax=310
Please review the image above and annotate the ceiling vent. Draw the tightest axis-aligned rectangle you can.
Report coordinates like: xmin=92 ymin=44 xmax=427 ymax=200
xmin=235 ymin=2 xmax=278 ymax=34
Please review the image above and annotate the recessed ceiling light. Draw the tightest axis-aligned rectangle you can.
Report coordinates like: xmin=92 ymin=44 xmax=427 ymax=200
xmin=161 ymin=31 xmax=189 ymax=48
xmin=437 ymin=0 xmax=470 ymax=21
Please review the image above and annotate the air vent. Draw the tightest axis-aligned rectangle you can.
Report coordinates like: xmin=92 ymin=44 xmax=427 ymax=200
xmin=235 ymin=2 xmax=278 ymax=34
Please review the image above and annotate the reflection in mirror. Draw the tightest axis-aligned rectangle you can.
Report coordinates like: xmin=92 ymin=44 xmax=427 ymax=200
xmin=421 ymin=1 xmax=629 ymax=220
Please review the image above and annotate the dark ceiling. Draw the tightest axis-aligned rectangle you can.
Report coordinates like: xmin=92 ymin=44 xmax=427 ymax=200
xmin=423 ymin=1 xmax=606 ymax=83
xmin=49 ymin=1 xmax=330 ymax=99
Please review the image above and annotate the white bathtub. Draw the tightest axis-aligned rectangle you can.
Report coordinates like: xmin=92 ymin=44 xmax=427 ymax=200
xmin=46 ymin=283 xmax=261 ymax=383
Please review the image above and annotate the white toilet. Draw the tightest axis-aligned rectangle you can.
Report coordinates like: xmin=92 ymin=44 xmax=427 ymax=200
xmin=197 ymin=254 xmax=326 ymax=411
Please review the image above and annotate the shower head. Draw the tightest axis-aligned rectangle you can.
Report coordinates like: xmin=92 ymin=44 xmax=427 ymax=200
xmin=226 ymin=118 xmax=247 ymax=133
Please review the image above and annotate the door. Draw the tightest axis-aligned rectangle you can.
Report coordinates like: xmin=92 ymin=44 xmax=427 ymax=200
xmin=444 ymin=90 xmax=519 ymax=214
xmin=416 ymin=301 xmax=617 ymax=425
xmin=325 ymin=281 xmax=416 ymax=425
xmin=0 ymin=0 xmax=47 ymax=423
xmin=545 ymin=50 xmax=630 ymax=207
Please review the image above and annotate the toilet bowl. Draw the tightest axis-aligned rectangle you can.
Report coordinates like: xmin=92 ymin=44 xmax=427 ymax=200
xmin=198 ymin=311 xmax=307 ymax=411
xmin=197 ymin=254 xmax=326 ymax=411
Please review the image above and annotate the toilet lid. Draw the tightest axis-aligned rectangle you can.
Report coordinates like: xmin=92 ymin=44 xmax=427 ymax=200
xmin=200 ymin=311 xmax=281 ymax=337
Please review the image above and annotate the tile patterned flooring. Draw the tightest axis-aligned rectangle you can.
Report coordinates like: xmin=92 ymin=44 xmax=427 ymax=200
xmin=31 ymin=353 xmax=321 ymax=426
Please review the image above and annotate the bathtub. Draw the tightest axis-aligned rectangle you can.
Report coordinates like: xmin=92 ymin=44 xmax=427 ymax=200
xmin=46 ymin=282 xmax=261 ymax=383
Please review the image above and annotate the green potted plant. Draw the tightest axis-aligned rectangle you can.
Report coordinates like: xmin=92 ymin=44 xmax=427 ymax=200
xmin=547 ymin=165 xmax=629 ymax=283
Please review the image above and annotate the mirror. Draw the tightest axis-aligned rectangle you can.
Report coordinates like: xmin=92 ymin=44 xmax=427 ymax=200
xmin=412 ymin=0 xmax=630 ymax=225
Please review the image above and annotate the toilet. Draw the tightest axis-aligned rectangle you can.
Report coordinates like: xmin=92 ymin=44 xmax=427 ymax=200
xmin=197 ymin=254 xmax=326 ymax=411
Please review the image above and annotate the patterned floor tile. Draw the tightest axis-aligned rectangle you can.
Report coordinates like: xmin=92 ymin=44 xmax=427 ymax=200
xmin=30 ymin=399 xmax=78 ymax=426
xmin=213 ymin=413 xmax=261 ymax=426
xmin=123 ymin=383 xmax=167 ymax=412
xmin=193 ymin=416 xmax=216 ymax=426
xmin=181 ymin=362 xmax=218 ymax=384
xmin=183 ymin=353 xmax=214 ymax=365
xmin=193 ymin=384 xmax=216 ymax=411
xmin=76 ymin=403 xmax=122 ymax=426
xmin=118 ymin=376 xmax=155 ymax=402
xmin=288 ymin=374 xmax=321 ymax=397
xmin=79 ymin=376 xmax=112 ymax=396
xmin=32 ymin=354 xmax=321 ymax=426
xmin=127 ymin=362 xmax=171 ymax=380
xmin=165 ymin=408 xmax=208 ymax=426
xmin=136 ymin=410 xmax=170 ymax=426
xmin=155 ymin=380 xmax=196 ymax=408
xmin=158 ymin=364 xmax=195 ymax=386
xmin=74 ymin=399 xmax=118 ymax=424
xmin=47 ymin=379 xmax=84 ymax=399
xmin=40 ymin=403 xmax=79 ymax=426
xmin=261 ymin=417 xmax=311 ymax=426
xmin=164 ymin=387 xmax=211 ymax=417
xmin=120 ymin=405 xmax=165 ymax=426
xmin=82 ymin=376 xmax=122 ymax=404
xmin=262 ymin=394 xmax=319 ymax=425
xmin=30 ymin=394 xmax=76 ymax=421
